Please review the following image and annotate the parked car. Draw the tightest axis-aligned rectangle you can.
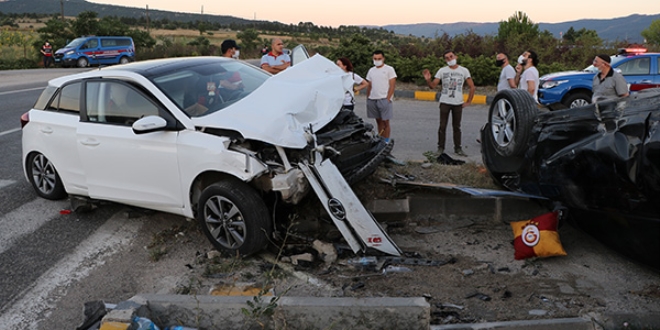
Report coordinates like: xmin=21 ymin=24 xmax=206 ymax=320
xmin=481 ymin=88 xmax=660 ymax=269
xmin=21 ymin=55 xmax=400 ymax=257
xmin=538 ymin=48 xmax=660 ymax=109
xmin=54 ymin=36 xmax=135 ymax=68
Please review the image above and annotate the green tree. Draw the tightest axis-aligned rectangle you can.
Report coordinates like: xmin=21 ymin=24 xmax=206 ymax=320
xmin=36 ymin=17 xmax=74 ymax=53
xmin=497 ymin=11 xmax=539 ymax=46
xmin=328 ymin=33 xmax=376 ymax=77
xmin=71 ymin=11 xmax=100 ymax=37
xmin=641 ymin=19 xmax=660 ymax=45
xmin=236 ymin=28 xmax=259 ymax=56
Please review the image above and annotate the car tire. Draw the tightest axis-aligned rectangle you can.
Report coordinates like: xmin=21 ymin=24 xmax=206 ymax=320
xmin=563 ymin=92 xmax=591 ymax=109
xmin=27 ymin=153 xmax=67 ymax=200
xmin=487 ymin=89 xmax=538 ymax=157
xmin=197 ymin=179 xmax=272 ymax=256
xmin=77 ymin=57 xmax=88 ymax=68
xmin=119 ymin=56 xmax=129 ymax=65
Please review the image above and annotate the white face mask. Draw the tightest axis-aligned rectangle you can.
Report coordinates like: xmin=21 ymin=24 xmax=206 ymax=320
xmin=232 ymin=50 xmax=240 ymax=59
xmin=446 ymin=59 xmax=457 ymax=66
xmin=518 ymin=55 xmax=526 ymax=64
xmin=373 ymin=59 xmax=384 ymax=67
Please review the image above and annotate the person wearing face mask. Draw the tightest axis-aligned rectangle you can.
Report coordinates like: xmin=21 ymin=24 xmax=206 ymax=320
xmin=366 ymin=50 xmax=397 ymax=143
xmin=592 ymin=54 xmax=629 ymax=103
xmin=215 ymin=39 xmax=244 ymax=100
xmin=221 ymin=39 xmax=241 ymax=59
xmin=514 ymin=50 xmax=540 ymax=103
xmin=496 ymin=53 xmax=516 ymax=91
xmin=422 ymin=50 xmax=475 ymax=157
xmin=336 ymin=57 xmax=369 ymax=111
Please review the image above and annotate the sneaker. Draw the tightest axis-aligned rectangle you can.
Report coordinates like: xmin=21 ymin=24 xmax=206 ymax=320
xmin=454 ymin=148 xmax=467 ymax=157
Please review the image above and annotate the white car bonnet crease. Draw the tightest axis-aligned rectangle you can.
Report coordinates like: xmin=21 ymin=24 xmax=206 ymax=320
xmin=192 ymin=54 xmax=355 ymax=148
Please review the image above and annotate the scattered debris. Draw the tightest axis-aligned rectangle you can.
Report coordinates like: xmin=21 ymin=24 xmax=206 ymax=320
xmin=421 ymin=163 xmax=433 ymax=169
xmin=436 ymin=302 xmax=465 ymax=310
xmin=465 ymin=292 xmax=491 ymax=301
xmin=289 ymin=253 xmax=314 ymax=265
xmin=76 ymin=300 xmax=108 ymax=330
xmin=312 ymin=240 xmax=337 ymax=265
xmin=206 ymin=250 xmax=222 ymax=259
xmin=437 ymin=153 xmax=465 ymax=165
xmin=383 ymin=265 xmax=412 ymax=274
xmin=462 ymin=269 xmax=474 ymax=276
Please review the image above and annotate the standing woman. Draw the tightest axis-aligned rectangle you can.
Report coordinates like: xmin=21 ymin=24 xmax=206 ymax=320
xmin=336 ymin=57 xmax=369 ymax=110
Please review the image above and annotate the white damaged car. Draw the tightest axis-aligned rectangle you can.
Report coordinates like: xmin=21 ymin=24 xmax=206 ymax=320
xmin=21 ymin=54 xmax=399 ymax=256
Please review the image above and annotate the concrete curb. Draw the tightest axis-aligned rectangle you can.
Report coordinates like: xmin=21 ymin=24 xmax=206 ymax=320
xmin=430 ymin=317 xmax=595 ymax=330
xmin=393 ymin=90 xmax=493 ymax=104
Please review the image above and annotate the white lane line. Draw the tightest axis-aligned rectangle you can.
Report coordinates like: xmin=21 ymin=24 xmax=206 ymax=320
xmin=0 ymin=198 xmax=69 ymax=255
xmin=0 ymin=179 xmax=15 ymax=189
xmin=0 ymin=211 xmax=142 ymax=329
xmin=0 ymin=87 xmax=44 ymax=96
xmin=0 ymin=128 xmax=20 ymax=137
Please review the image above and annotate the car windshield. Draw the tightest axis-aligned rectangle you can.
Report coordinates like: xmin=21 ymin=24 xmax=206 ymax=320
xmin=151 ymin=60 xmax=270 ymax=117
xmin=64 ymin=37 xmax=87 ymax=48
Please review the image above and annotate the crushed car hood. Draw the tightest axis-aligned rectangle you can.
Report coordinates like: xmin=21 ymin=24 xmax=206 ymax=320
xmin=193 ymin=54 xmax=354 ymax=148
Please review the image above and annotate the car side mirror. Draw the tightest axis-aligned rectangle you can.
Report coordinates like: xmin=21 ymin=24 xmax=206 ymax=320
xmin=132 ymin=115 xmax=167 ymax=134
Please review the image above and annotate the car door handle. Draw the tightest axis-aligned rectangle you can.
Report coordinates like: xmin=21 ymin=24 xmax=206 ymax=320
xmin=40 ymin=127 xmax=53 ymax=134
xmin=80 ymin=138 xmax=100 ymax=146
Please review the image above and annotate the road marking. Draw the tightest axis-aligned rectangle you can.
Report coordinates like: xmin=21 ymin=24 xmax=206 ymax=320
xmin=0 ymin=198 xmax=69 ymax=255
xmin=0 ymin=211 xmax=142 ymax=329
xmin=0 ymin=87 xmax=44 ymax=96
xmin=0 ymin=179 xmax=14 ymax=189
xmin=0 ymin=128 xmax=20 ymax=137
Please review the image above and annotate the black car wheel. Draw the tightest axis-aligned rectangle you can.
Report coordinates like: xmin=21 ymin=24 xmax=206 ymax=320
xmin=487 ymin=89 xmax=537 ymax=157
xmin=197 ymin=179 xmax=272 ymax=256
xmin=27 ymin=153 xmax=67 ymax=200
xmin=563 ymin=92 xmax=591 ymax=109
xmin=119 ymin=56 xmax=130 ymax=65
xmin=77 ymin=57 xmax=88 ymax=68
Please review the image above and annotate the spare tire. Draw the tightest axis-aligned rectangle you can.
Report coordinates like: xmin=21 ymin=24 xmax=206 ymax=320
xmin=487 ymin=89 xmax=538 ymax=157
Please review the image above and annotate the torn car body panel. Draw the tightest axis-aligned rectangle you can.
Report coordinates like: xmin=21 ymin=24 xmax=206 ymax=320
xmin=482 ymin=88 xmax=660 ymax=269
xmin=301 ymin=158 xmax=402 ymax=256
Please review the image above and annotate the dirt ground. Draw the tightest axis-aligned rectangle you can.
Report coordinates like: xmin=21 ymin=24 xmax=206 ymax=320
xmin=143 ymin=161 xmax=660 ymax=328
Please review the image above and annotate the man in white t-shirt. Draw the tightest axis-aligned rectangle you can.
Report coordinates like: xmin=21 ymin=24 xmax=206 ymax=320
xmin=366 ymin=50 xmax=397 ymax=143
xmin=496 ymin=53 xmax=516 ymax=91
xmin=423 ymin=50 xmax=475 ymax=157
xmin=515 ymin=50 xmax=540 ymax=103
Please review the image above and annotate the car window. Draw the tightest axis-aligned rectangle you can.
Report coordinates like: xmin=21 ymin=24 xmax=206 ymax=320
xmin=617 ymin=57 xmax=650 ymax=76
xmin=101 ymin=39 xmax=117 ymax=47
xmin=84 ymin=39 xmax=98 ymax=49
xmin=46 ymin=82 xmax=81 ymax=114
xmin=85 ymin=81 xmax=159 ymax=126
xmin=151 ymin=60 xmax=270 ymax=117
xmin=657 ymin=57 xmax=660 ymax=74
xmin=34 ymin=86 xmax=58 ymax=110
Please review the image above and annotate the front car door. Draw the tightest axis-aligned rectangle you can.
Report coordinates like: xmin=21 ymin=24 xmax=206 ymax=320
xmin=77 ymin=79 xmax=184 ymax=210
xmin=618 ymin=56 xmax=660 ymax=92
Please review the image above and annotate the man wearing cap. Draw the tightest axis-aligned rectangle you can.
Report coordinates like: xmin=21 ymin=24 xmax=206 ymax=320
xmin=592 ymin=54 xmax=629 ymax=102
xmin=221 ymin=39 xmax=240 ymax=59
xmin=260 ymin=38 xmax=290 ymax=74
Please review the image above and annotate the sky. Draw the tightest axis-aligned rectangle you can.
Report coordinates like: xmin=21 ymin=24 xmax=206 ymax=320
xmin=86 ymin=0 xmax=659 ymax=27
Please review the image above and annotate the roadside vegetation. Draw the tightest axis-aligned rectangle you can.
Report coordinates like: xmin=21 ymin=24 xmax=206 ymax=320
xmin=1 ymin=10 xmax=660 ymax=86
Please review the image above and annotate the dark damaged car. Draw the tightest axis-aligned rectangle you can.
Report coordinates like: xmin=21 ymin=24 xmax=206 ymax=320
xmin=21 ymin=55 xmax=400 ymax=257
xmin=481 ymin=89 xmax=660 ymax=269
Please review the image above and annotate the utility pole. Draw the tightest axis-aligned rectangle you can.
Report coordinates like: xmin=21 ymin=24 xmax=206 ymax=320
xmin=146 ymin=5 xmax=150 ymax=32
xmin=60 ymin=0 xmax=65 ymax=21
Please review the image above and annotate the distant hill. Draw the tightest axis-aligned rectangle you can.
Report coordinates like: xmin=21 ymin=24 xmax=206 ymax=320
xmin=383 ymin=13 xmax=660 ymax=42
xmin=1 ymin=0 xmax=657 ymax=42
xmin=0 ymin=0 xmax=262 ymax=25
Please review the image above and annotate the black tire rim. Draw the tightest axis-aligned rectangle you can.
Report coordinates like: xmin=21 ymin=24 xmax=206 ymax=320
xmin=491 ymin=98 xmax=516 ymax=148
xmin=203 ymin=196 xmax=246 ymax=249
xmin=32 ymin=154 xmax=57 ymax=196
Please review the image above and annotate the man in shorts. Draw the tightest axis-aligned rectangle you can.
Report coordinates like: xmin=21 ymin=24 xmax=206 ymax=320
xmin=365 ymin=50 xmax=397 ymax=143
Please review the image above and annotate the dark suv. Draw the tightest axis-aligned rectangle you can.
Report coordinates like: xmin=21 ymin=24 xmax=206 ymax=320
xmin=538 ymin=48 xmax=660 ymax=109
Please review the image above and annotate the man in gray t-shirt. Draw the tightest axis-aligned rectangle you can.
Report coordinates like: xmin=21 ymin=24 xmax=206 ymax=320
xmin=592 ymin=54 xmax=629 ymax=102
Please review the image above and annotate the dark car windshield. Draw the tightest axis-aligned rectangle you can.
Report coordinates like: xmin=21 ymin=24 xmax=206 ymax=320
xmin=64 ymin=37 xmax=87 ymax=49
xmin=151 ymin=60 xmax=270 ymax=117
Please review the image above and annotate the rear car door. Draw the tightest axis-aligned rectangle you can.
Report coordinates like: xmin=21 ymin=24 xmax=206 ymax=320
xmin=77 ymin=79 xmax=184 ymax=209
